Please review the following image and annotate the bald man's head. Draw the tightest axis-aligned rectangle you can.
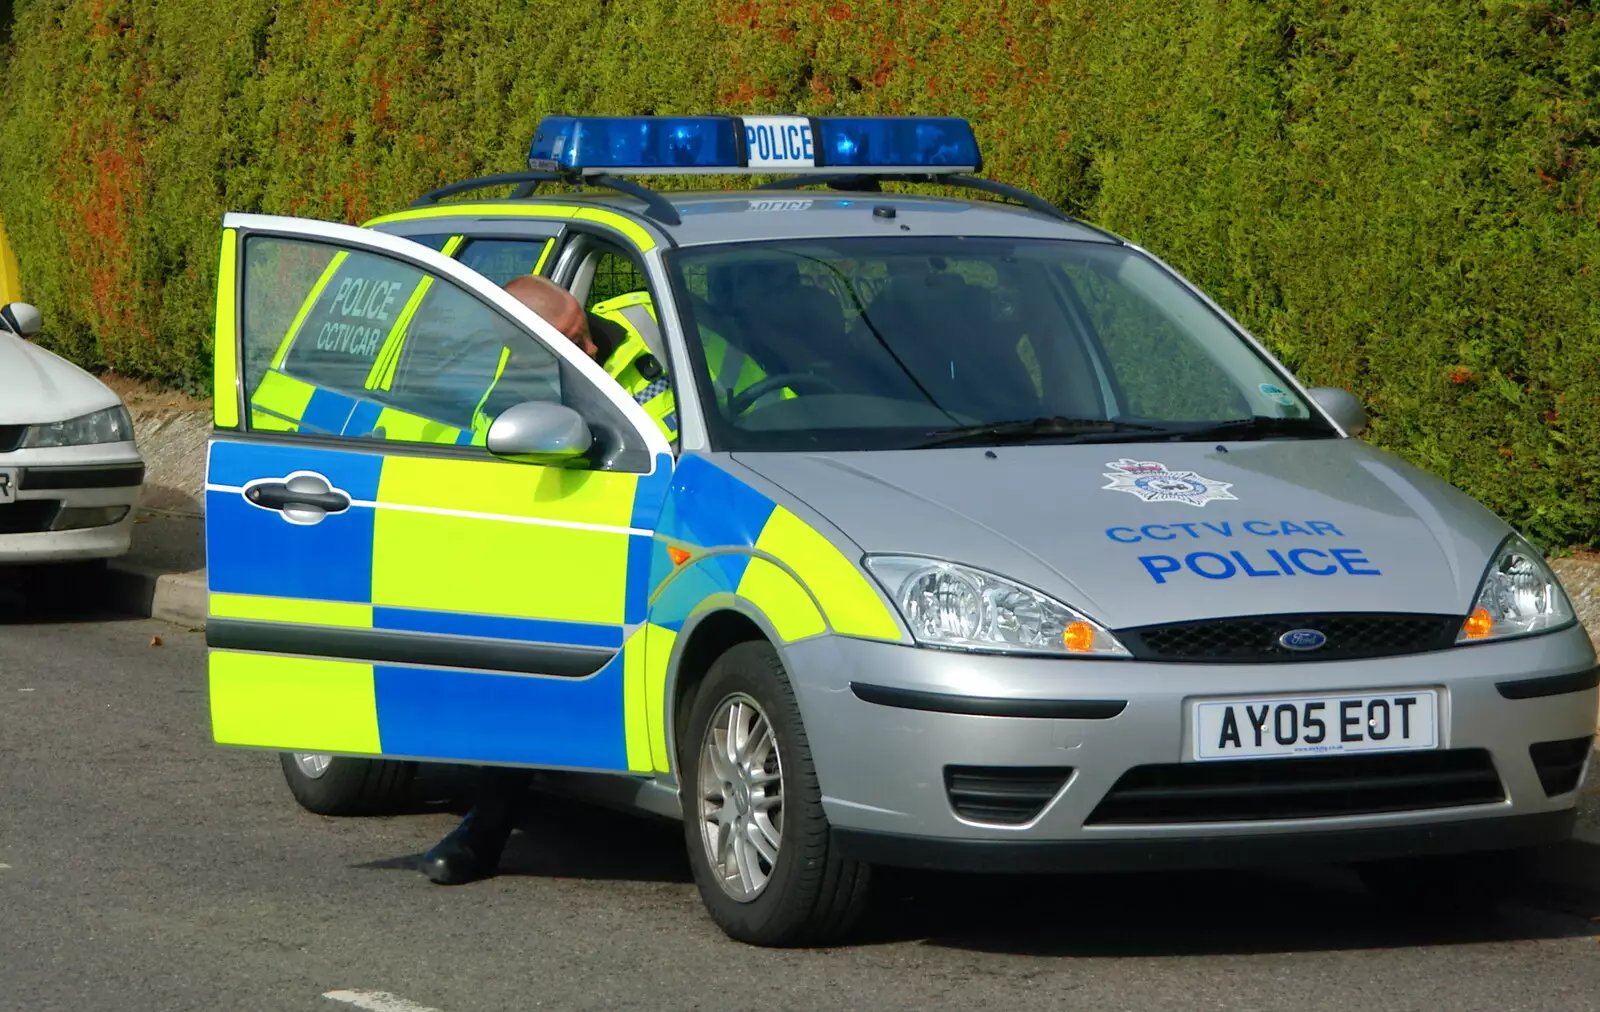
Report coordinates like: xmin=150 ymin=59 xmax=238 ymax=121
xmin=504 ymin=275 xmax=598 ymax=359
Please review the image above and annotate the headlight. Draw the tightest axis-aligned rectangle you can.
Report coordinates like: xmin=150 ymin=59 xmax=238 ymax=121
xmin=864 ymin=556 xmax=1130 ymax=657
xmin=1458 ymin=535 xmax=1575 ymax=644
xmin=22 ymin=406 xmax=134 ymax=448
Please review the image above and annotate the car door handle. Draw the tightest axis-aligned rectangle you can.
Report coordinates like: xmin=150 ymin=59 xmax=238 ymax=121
xmin=244 ymin=473 xmax=351 ymax=520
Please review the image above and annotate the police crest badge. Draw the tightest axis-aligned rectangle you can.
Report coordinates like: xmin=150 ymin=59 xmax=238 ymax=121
xmin=1101 ymin=458 xmax=1237 ymax=508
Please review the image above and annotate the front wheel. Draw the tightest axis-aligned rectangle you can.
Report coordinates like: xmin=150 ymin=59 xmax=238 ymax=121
xmin=679 ymin=640 xmax=871 ymax=947
xmin=278 ymin=752 xmax=419 ymax=816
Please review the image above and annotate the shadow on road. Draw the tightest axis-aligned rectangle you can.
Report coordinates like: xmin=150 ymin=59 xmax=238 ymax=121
xmin=861 ymin=840 xmax=1600 ymax=956
xmin=368 ymin=783 xmax=1600 ymax=956
xmin=357 ymin=788 xmax=693 ymax=885
xmin=0 ymin=565 xmax=143 ymax=625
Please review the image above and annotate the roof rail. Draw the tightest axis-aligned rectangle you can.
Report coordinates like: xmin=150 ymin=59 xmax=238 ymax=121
xmin=754 ymin=173 xmax=1073 ymax=224
xmin=409 ymin=171 xmax=682 ymax=226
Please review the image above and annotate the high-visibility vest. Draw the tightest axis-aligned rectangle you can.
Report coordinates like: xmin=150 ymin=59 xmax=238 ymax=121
xmin=593 ymin=292 xmax=775 ymax=443
xmin=594 ymin=292 xmax=679 ymax=441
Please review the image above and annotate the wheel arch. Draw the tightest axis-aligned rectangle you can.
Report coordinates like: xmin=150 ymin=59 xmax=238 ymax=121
xmin=662 ymin=600 xmax=789 ymax=777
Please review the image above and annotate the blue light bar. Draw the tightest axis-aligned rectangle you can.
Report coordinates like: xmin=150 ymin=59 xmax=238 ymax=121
xmin=527 ymin=115 xmax=981 ymax=176
xmin=815 ymin=117 xmax=980 ymax=172
xmin=528 ymin=116 xmax=741 ymax=174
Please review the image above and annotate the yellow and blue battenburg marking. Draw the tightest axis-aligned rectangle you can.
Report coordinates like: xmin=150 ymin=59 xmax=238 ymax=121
xmin=207 ymin=442 xmax=902 ymax=776
xmin=207 ymin=438 xmax=673 ymax=772
xmin=635 ymin=457 xmax=904 ymax=771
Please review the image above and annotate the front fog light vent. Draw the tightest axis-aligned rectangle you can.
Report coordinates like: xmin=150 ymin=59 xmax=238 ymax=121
xmin=944 ymin=765 xmax=1073 ymax=825
xmin=1529 ymin=736 xmax=1593 ymax=797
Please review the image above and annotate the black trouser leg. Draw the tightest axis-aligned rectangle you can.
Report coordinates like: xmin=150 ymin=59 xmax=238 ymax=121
xmin=420 ymin=765 xmax=532 ymax=885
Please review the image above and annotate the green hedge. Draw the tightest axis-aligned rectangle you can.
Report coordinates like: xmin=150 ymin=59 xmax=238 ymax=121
xmin=2 ymin=0 xmax=1598 ymax=546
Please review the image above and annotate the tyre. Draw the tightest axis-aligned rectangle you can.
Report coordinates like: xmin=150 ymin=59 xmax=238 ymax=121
xmin=679 ymin=640 xmax=871 ymax=946
xmin=278 ymin=751 xmax=419 ymax=816
xmin=1353 ymin=847 xmax=1533 ymax=912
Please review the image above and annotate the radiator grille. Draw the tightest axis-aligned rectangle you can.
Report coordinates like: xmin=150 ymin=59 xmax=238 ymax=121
xmin=1118 ymin=613 xmax=1461 ymax=663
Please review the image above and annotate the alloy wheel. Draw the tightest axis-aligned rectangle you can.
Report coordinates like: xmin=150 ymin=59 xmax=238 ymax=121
xmin=697 ymin=693 xmax=784 ymax=901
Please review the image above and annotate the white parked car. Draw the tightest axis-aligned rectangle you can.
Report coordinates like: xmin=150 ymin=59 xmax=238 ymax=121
xmin=0 ymin=302 xmax=143 ymax=581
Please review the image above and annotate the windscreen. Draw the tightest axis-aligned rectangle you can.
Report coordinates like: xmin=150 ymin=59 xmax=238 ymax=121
xmin=667 ymin=237 xmax=1333 ymax=451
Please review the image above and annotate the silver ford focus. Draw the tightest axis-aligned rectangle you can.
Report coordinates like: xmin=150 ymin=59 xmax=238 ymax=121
xmin=645 ymin=203 xmax=1596 ymax=940
xmin=225 ymin=114 xmax=1596 ymax=947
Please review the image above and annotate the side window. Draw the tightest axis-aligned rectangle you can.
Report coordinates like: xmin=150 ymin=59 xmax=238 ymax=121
xmin=389 ymin=282 xmax=561 ymax=428
xmin=457 ymin=238 xmax=554 ymax=286
xmin=240 ymin=240 xmax=342 ymax=400
xmin=277 ymin=253 xmax=420 ymax=397
xmin=241 ymin=236 xmax=558 ymax=443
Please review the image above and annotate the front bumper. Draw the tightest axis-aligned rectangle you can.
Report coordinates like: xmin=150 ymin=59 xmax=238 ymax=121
xmin=0 ymin=443 xmax=143 ymax=563
xmin=785 ymin=626 xmax=1596 ymax=871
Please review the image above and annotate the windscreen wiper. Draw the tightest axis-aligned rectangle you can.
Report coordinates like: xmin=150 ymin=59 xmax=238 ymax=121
xmin=916 ymin=416 xmax=1165 ymax=449
xmin=1159 ymin=416 xmax=1337 ymax=442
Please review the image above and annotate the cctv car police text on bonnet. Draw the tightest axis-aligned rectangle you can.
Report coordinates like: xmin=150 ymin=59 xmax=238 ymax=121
xmin=202 ymin=114 xmax=1598 ymax=948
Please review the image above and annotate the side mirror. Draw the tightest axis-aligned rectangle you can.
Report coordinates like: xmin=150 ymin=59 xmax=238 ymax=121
xmin=0 ymin=303 xmax=43 ymax=338
xmin=1308 ymin=387 xmax=1368 ymax=437
xmin=485 ymin=401 xmax=593 ymax=464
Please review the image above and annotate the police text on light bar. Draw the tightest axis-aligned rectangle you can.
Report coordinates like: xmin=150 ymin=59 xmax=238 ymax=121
xmin=526 ymin=115 xmax=981 ymax=176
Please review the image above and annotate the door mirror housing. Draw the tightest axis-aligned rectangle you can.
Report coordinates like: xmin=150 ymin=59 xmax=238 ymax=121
xmin=0 ymin=303 xmax=43 ymax=338
xmin=485 ymin=401 xmax=593 ymax=464
xmin=1308 ymin=387 xmax=1368 ymax=437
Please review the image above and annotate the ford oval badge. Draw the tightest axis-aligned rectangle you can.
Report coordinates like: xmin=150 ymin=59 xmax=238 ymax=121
xmin=1279 ymin=628 xmax=1328 ymax=651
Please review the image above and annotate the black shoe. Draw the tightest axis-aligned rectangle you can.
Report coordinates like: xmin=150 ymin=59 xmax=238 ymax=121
xmin=421 ymin=810 xmax=513 ymax=885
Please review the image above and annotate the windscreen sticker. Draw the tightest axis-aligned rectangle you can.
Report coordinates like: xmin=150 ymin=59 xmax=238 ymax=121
xmin=1101 ymin=458 xmax=1236 ymax=508
xmin=1258 ymin=383 xmax=1297 ymax=407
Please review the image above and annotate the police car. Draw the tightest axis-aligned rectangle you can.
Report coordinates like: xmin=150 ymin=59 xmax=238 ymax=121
xmin=205 ymin=115 xmax=1596 ymax=946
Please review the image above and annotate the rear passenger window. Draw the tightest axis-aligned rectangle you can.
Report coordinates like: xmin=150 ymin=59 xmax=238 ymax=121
xmin=587 ymin=251 xmax=648 ymax=307
xmin=457 ymin=239 xmax=555 ymax=286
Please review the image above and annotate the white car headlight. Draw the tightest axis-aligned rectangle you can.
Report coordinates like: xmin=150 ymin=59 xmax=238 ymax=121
xmin=22 ymin=405 xmax=134 ymax=448
xmin=1458 ymin=535 xmax=1576 ymax=644
xmin=864 ymin=556 xmax=1130 ymax=657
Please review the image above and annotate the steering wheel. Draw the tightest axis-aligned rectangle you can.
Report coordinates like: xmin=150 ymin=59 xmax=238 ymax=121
xmin=727 ymin=372 xmax=846 ymax=417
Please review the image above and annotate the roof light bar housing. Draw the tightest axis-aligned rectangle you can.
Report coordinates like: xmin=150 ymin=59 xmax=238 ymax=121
xmin=526 ymin=115 xmax=982 ymax=176
xmin=407 ymin=115 xmax=1082 ymax=228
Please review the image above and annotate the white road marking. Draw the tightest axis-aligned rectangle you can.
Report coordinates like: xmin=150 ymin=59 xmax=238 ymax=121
xmin=0 ymin=863 xmax=12 ymax=870
xmin=322 ymin=991 xmax=442 ymax=1012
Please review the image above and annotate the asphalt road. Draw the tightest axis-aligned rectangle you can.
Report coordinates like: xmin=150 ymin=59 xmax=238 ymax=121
xmin=3 ymin=605 xmax=1600 ymax=1012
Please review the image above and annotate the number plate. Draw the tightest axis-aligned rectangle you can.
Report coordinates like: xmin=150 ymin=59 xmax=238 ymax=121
xmin=0 ymin=467 xmax=15 ymax=503
xmin=1192 ymin=689 xmax=1438 ymax=761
